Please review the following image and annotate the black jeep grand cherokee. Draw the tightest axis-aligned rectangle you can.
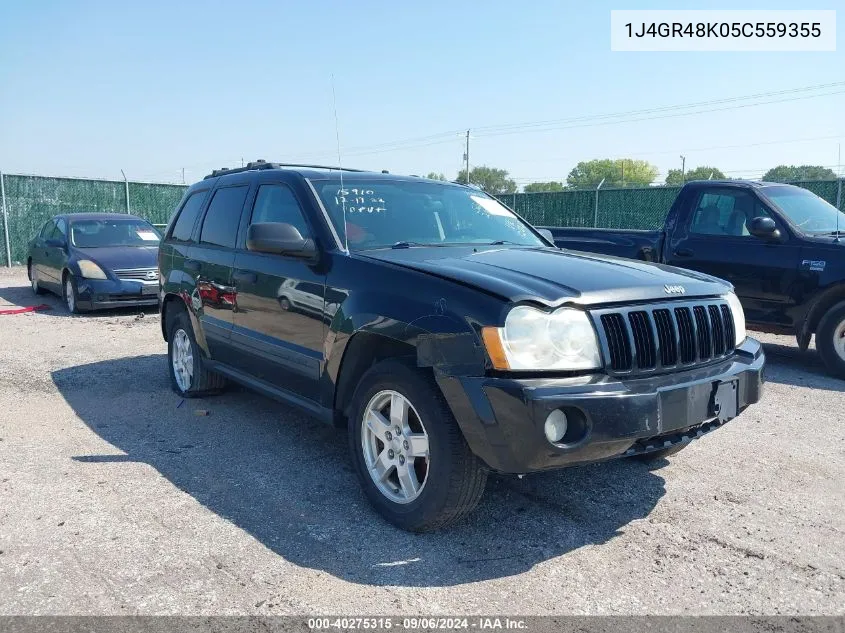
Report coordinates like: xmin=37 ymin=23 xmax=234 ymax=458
xmin=158 ymin=161 xmax=764 ymax=531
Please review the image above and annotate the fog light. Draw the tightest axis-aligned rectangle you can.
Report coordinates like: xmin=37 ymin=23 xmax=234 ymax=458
xmin=544 ymin=409 xmax=568 ymax=443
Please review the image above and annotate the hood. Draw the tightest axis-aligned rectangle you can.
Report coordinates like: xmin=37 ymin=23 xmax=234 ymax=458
xmin=72 ymin=245 xmax=158 ymax=271
xmin=359 ymin=246 xmax=729 ymax=306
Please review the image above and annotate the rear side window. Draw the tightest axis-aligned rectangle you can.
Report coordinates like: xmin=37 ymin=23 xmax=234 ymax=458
xmin=200 ymin=186 xmax=249 ymax=249
xmin=171 ymin=191 xmax=208 ymax=242
xmin=250 ymin=184 xmax=311 ymax=238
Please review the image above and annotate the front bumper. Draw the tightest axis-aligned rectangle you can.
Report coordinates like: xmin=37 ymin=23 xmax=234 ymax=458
xmin=75 ymin=278 xmax=160 ymax=310
xmin=436 ymin=338 xmax=765 ymax=473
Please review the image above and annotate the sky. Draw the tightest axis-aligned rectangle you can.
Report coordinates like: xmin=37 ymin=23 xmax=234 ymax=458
xmin=0 ymin=0 xmax=843 ymax=188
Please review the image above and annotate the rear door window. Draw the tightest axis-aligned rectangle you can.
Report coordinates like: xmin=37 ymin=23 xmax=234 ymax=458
xmin=200 ymin=186 xmax=249 ymax=249
xmin=171 ymin=191 xmax=209 ymax=242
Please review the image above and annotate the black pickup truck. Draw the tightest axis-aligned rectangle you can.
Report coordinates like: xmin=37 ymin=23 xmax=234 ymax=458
xmin=543 ymin=181 xmax=845 ymax=378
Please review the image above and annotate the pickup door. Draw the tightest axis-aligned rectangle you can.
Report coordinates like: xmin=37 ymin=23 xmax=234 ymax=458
xmin=541 ymin=227 xmax=664 ymax=261
xmin=665 ymin=186 xmax=802 ymax=327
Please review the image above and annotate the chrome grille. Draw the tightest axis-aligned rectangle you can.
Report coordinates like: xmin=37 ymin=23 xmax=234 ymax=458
xmin=592 ymin=299 xmax=735 ymax=375
xmin=114 ymin=268 xmax=159 ymax=282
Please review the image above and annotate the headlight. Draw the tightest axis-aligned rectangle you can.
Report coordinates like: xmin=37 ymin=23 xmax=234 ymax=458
xmin=482 ymin=305 xmax=601 ymax=370
xmin=77 ymin=259 xmax=107 ymax=280
xmin=723 ymin=291 xmax=746 ymax=346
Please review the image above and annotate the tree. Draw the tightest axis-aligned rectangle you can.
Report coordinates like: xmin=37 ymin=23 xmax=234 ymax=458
xmin=425 ymin=172 xmax=447 ymax=181
xmin=566 ymin=158 xmax=658 ymax=188
xmin=523 ymin=181 xmax=565 ymax=193
xmin=762 ymin=165 xmax=837 ymax=182
xmin=455 ymin=166 xmax=517 ymax=195
xmin=665 ymin=166 xmax=725 ymax=184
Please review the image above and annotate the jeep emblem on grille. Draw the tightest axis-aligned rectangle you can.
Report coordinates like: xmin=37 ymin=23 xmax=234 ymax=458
xmin=664 ymin=284 xmax=686 ymax=295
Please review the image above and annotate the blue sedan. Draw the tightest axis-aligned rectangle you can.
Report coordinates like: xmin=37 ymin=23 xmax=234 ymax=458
xmin=27 ymin=213 xmax=162 ymax=313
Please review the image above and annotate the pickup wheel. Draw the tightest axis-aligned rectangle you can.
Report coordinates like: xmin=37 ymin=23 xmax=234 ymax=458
xmin=815 ymin=301 xmax=845 ymax=380
xmin=348 ymin=360 xmax=487 ymax=532
xmin=167 ymin=310 xmax=227 ymax=397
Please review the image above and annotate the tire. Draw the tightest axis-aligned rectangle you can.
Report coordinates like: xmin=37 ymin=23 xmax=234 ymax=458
xmin=28 ymin=261 xmax=45 ymax=295
xmin=63 ymin=273 xmax=86 ymax=314
xmin=348 ymin=359 xmax=487 ymax=532
xmin=167 ymin=309 xmax=228 ymax=397
xmin=815 ymin=300 xmax=845 ymax=380
xmin=631 ymin=443 xmax=687 ymax=462
xmin=278 ymin=296 xmax=291 ymax=311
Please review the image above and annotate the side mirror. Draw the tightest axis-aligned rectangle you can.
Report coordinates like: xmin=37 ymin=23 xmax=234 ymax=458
xmin=45 ymin=238 xmax=66 ymax=248
xmin=537 ymin=228 xmax=555 ymax=245
xmin=748 ymin=216 xmax=782 ymax=242
xmin=246 ymin=222 xmax=317 ymax=258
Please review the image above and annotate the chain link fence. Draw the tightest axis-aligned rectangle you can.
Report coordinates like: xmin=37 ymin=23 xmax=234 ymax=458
xmin=1 ymin=173 xmax=843 ymax=266
xmin=0 ymin=174 xmax=187 ymax=266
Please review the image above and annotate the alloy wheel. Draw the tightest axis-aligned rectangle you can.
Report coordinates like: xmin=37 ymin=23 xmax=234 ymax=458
xmin=172 ymin=329 xmax=194 ymax=392
xmin=361 ymin=390 xmax=430 ymax=504
xmin=834 ymin=319 xmax=845 ymax=361
xmin=65 ymin=278 xmax=75 ymax=312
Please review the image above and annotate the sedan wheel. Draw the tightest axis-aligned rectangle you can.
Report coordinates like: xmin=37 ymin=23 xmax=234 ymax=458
xmin=63 ymin=276 xmax=81 ymax=314
xmin=29 ymin=264 xmax=43 ymax=295
xmin=361 ymin=389 xmax=430 ymax=504
xmin=171 ymin=328 xmax=195 ymax=392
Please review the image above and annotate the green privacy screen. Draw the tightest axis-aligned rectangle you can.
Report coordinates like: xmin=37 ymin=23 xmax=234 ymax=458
xmin=1 ymin=174 xmax=842 ymax=266
xmin=1 ymin=175 xmax=187 ymax=265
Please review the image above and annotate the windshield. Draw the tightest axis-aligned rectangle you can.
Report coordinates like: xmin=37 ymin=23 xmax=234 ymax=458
xmin=763 ymin=186 xmax=845 ymax=234
xmin=309 ymin=178 xmax=544 ymax=250
xmin=70 ymin=219 xmax=161 ymax=248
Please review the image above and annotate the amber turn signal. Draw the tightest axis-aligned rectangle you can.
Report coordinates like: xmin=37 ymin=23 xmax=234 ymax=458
xmin=481 ymin=327 xmax=510 ymax=370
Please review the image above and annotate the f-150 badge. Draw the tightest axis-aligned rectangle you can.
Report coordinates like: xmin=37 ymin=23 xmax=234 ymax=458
xmin=802 ymin=260 xmax=826 ymax=272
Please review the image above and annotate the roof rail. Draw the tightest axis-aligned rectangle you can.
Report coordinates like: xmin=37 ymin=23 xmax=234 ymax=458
xmin=203 ymin=159 xmax=367 ymax=180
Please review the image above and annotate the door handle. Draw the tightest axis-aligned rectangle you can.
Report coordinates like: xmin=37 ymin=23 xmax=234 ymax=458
xmin=673 ymin=248 xmax=694 ymax=257
xmin=184 ymin=259 xmax=201 ymax=273
xmin=232 ymin=270 xmax=257 ymax=284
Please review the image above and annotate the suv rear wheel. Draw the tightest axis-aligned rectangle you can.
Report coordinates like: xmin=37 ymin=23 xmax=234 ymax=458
xmin=348 ymin=359 xmax=487 ymax=532
xmin=816 ymin=300 xmax=845 ymax=380
xmin=167 ymin=309 xmax=227 ymax=397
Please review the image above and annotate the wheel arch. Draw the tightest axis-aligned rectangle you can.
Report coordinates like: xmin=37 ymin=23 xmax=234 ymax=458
xmin=801 ymin=284 xmax=845 ymax=335
xmin=332 ymin=331 xmax=417 ymax=427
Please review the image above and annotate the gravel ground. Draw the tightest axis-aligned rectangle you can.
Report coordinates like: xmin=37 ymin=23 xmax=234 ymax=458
xmin=0 ymin=266 xmax=843 ymax=615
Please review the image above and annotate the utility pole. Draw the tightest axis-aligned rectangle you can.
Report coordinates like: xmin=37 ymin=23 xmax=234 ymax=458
xmin=680 ymin=155 xmax=686 ymax=182
xmin=181 ymin=167 xmax=185 ymax=184
xmin=464 ymin=130 xmax=470 ymax=185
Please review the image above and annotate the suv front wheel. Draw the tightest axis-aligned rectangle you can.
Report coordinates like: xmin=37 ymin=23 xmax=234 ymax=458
xmin=348 ymin=360 xmax=487 ymax=532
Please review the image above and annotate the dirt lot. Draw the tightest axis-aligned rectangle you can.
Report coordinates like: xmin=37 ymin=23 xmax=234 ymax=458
xmin=0 ymin=266 xmax=843 ymax=615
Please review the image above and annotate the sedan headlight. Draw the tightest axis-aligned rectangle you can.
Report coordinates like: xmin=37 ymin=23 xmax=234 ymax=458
xmin=77 ymin=259 xmax=107 ymax=280
xmin=482 ymin=305 xmax=601 ymax=370
xmin=723 ymin=291 xmax=746 ymax=346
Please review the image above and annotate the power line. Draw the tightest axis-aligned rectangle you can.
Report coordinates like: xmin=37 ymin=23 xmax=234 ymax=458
xmin=472 ymin=81 xmax=845 ymax=135
xmin=472 ymin=89 xmax=845 ymax=139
